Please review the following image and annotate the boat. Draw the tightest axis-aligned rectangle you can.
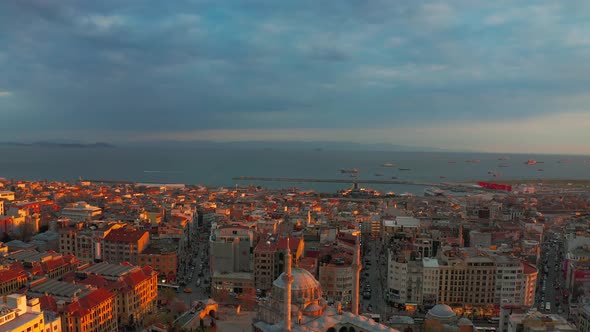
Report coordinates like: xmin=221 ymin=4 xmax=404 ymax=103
xmin=465 ymin=159 xmax=480 ymax=163
xmin=381 ymin=163 xmax=395 ymax=167
xmin=537 ymin=169 xmax=544 ymax=171
xmin=493 ymin=173 xmax=502 ymax=177
xmin=374 ymin=173 xmax=384 ymax=177
xmin=391 ymin=176 xmax=398 ymax=179
xmin=340 ymin=168 xmax=359 ymax=174
xmin=424 ymin=187 xmax=444 ymax=197
xmin=498 ymin=157 xmax=510 ymax=161
xmin=398 ymin=168 xmax=411 ymax=171
xmin=525 ymin=160 xmax=537 ymax=165
xmin=439 ymin=176 xmax=446 ymax=179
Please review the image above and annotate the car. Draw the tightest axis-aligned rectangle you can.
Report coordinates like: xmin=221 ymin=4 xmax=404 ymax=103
xmin=183 ymin=288 xmax=193 ymax=293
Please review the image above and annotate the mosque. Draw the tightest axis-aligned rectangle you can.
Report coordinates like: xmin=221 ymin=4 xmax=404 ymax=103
xmin=253 ymin=237 xmax=399 ymax=332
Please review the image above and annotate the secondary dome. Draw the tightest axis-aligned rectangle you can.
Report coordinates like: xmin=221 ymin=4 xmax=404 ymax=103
xmin=273 ymin=268 xmax=321 ymax=291
xmin=458 ymin=317 xmax=473 ymax=326
xmin=427 ymin=304 xmax=456 ymax=319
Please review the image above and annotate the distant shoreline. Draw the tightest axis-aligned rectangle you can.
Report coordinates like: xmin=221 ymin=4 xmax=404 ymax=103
xmin=468 ymin=179 xmax=590 ymax=187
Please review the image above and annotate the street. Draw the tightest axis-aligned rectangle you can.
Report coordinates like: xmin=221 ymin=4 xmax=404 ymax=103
xmin=536 ymin=231 xmax=566 ymax=316
xmin=360 ymin=237 xmax=390 ymax=319
xmin=176 ymin=227 xmax=212 ymax=306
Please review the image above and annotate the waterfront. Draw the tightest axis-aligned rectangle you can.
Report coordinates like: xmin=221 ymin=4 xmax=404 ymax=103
xmin=0 ymin=146 xmax=589 ymax=194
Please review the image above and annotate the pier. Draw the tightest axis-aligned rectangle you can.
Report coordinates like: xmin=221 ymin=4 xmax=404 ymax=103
xmin=232 ymin=176 xmax=464 ymax=188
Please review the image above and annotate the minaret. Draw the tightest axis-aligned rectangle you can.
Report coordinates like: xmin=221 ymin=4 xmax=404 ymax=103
xmin=351 ymin=233 xmax=362 ymax=315
xmin=283 ymin=238 xmax=294 ymax=331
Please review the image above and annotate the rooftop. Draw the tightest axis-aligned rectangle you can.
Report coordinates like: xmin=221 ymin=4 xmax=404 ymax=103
xmin=30 ymin=279 xmax=92 ymax=299
xmin=81 ymin=262 xmax=136 ymax=279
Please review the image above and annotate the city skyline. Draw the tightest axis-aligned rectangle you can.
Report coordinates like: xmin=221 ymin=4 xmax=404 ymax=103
xmin=1 ymin=1 xmax=590 ymax=154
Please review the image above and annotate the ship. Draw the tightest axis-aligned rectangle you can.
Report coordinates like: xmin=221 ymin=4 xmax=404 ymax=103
xmin=424 ymin=187 xmax=444 ymax=197
xmin=381 ymin=163 xmax=395 ymax=167
xmin=398 ymin=168 xmax=411 ymax=171
xmin=525 ymin=160 xmax=537 ymax=165
xmin=498 ymin=157 xmax=510 ymax=161
xmin=340 ymin=168 xmax=359 ymax=174
xmin=374 ymin=173 xmax=384 ymax=177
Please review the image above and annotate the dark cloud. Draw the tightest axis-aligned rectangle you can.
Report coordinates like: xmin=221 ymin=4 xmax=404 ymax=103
xmin=0 ymin=0 xmax=589 ymax=142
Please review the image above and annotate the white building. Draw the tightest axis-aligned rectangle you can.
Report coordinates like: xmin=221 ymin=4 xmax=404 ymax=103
xmin=0 ymin=294 xmax=60 ymax=332
xmin=0 ymin=191 xmax=15 ymax=201
xmin=493 ymin=255 xmax=525 ymax=306
xmin=60 ymin=201 xmax=102 ymax=222
xmin=422 ymin=258 xmax=440 ymax=307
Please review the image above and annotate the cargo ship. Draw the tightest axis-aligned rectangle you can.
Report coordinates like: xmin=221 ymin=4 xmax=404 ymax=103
xmin=525 ymin=160 xmax=537 ymax=165
xmin=340 ymin=168 xmax=359 ymax=174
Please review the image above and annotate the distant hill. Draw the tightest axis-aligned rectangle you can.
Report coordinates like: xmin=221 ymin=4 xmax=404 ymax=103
xmin=133 ymin=140 xmax=460 ymax=152
xmin=0 ymin=141 xmax=115 ymax=148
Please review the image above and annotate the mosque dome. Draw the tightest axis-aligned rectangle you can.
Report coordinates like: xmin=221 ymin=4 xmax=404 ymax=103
xmin=427 ymin=304 xmax=457 ymax=319
xmin=458 ymin=317 xmax=473 ymax=326
xmin=271 ymin=268 xmax=324 ymax=316
xmin=273 ymin=268 xmax=321 ymax=291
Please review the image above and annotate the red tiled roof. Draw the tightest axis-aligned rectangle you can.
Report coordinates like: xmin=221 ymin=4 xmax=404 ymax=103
xmin=77 ymin=288 xmax=114 ymax=313
xmin=276 ymin=237 xmax=301 ymax=251
xmin=124 ymin=270 xmax=150 ymax=286
xmin=42 ymin=257 xmax=67 ymax=272
xmin=39 ymin=295 xmax=58 ymax=312
xmin=0 ymin=268 xmax=26 ymax=284
xmin=104 ymin=227 xmax=148 ymax=242
xmin=79 ymin=274 xmax=109 ymax=288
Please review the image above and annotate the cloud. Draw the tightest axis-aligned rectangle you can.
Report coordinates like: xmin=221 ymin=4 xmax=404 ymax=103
xmin=0 ymin=1 xmax=588 ymax=154
xmin=564 ymin=29 xmax=590 ymax=46
xmin=111 ymin=110 xmax=590 ymax=155
xmin=0 ymin=91 xmax=12 ymax=97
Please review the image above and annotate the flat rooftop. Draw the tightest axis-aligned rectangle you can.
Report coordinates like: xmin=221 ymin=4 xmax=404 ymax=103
xmin=30 ymin=279 xmax=92 ymax=298
xmin=81 ymin=262 xmax=136 ymax=278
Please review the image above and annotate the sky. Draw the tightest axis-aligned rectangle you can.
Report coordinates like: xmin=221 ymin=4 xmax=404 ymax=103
xmin=1 ymin=1 xmax=589 ymax=154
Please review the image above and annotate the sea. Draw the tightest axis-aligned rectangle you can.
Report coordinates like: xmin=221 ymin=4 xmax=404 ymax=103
xmin=0 ymin=146 xmax=589 ymax=195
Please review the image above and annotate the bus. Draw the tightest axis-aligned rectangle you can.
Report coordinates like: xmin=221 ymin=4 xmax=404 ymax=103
xmin=158 ymin=283 xmax=180 ymax=293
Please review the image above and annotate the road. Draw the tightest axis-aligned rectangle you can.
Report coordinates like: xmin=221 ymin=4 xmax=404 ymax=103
xmin=176 ymin=230 xmax=212 ymax=306
xmin=536 ymin=232 xmax=565 ymax=316
xmin=360 ymin=237 xmax=390 ymax=319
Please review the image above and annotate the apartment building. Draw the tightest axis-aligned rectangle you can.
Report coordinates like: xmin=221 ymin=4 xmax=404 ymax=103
xmin=60 ymin=201 xmax=102 ymax=222
xmin=78 ymin=262 xmax=158 ymax=326
xmin=102 ymin=227 xmax=149 ymax=265
xmin=32 ymin=280 xmax=117 ymax=332
xmin=0 ymin=294 xmax=47 ymax=332
xmin=253 ymin=236 xmax=304 ymax=291
xmin=318 ymin=253 xmax=355 ymax=307
xmin=58 ymin=221 xmax=124 ymax=263
xmin=0 ymin=268 xmax=28 ymax=296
